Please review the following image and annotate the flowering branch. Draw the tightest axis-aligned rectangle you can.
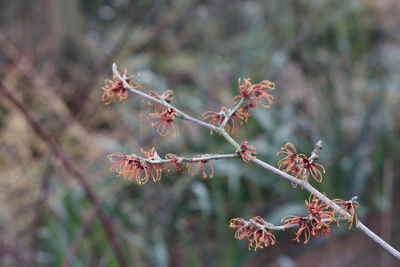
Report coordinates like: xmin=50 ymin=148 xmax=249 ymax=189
xmin=112 ymin=63 xmax=218 ymax=131
xmin=129 ymin=153 xmax=239 ymax=164
xmin=107 ymin=63 xmax=400 ymax=260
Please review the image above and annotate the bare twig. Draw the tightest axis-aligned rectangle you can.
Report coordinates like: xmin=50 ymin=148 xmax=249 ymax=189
xmin=111 ymin=63 xmax=400 ymax=260
xmin=220 ymin=97 xmax=245 ymax=129
xmin=0 ymin=81 xmax=129 ymax=267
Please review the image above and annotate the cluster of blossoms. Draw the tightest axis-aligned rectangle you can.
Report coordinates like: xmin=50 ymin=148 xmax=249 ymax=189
xmin=101 ymin=66 xmax=370 ymax=256
xmin=101 ymin=69 xmax=142 ymax=104
xmin=282 ymin=194 xmax=336 ymax=244
xmin=108 ymin=149 xmax=220 ymax=184
xmin=202 ymin=78 xmax=275 ymax=134
xmin=107 ymin=148 xmax=164 ymax=184
xmin=103 ymin=69 xmax=262 ymax=182
xmin=230 ymin=194 xmax=359 ymax=248
xmin=229 ymin=216 xmax=276 ymax=250
xmin=107 ymin=142 xmax=258 ymax=183
xmin=237 ymin=141 xmax=257 ymax=162
xmin=277 ymin=142 xmax=325 ymax=185
xmin=229 ymin=141 xmax=360 ymax=249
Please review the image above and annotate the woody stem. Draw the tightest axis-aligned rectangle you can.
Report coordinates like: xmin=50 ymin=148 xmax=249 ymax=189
xmin=112 ymin=63 xmax=400 ymax=260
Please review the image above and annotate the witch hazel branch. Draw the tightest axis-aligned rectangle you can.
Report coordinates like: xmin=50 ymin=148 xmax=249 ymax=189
xmin=101 ymin=63 xmax=400 ymax=260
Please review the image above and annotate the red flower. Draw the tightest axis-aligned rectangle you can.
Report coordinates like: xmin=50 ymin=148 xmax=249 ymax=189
xmin=101 ymin=70 xmax=141 ymax=104
xmin=165 ymin=153 xmax=184 ymax=170
xmin=276 ymin=143 xmax=305 ymax=173
xmin=248 ymin=228 xmax=276 ymax=251
xmin=238 ymin=141 xmax=257 ymax=162
xmin=249 ymin=80 xmax=275 ymax=107
xmin=237 ymin=78 xmax=254 ymax=98
xmin=147 ymin=107 xmax=178 ymax=136
xmin=276 ymin=142 xmax=325 ymax=184
xmin=332 ymin=198 xmax=360 ymax=229
xmin=202 ymin=109 xmax=225 ymax=134
xmin=108 ymin=153 xmax=150 ymax=184
xmin=229 ymin=216 xmax=276 ymax=251
xmin=107 ymin=149 xmax=164 ymax=184
xmin=186 ymin=156 xmax=214 ymax=179
xmin=234 ymin=78 xmax=276 ymax=107
xmin=229 ymin=218 xmax=253 ymax=240
xmin=140 ymin=148 xmax=163 ymax=182
xmin=300 ymin=157 xmax=325 ymax=183
xmin=282 ymin=216 xmax=311 ymax=244
xmin=305 ymin=194 xmax=335 ymax=227
xmin=310 ymin=220 xmax=331 ymax=238
xmin=235 ymin=102 xmax=257 ymax=122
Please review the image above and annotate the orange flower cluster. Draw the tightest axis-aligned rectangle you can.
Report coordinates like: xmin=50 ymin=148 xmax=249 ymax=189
xmin=238 ymin=141 xmax=257 ymax=162
xmin=202 ymin=78 xmax=275 ymax=134
xmin=282 ymin=194 xmax=359 ymax=244
xmin=202 ymin=106 xmax=252 ymax=134
xmin=101 ymin=70 xmax=142 ymax=104
xmin=332 ymin=198 xmax=360 ymax=229
xmin=107 ymin=148 xmax=163 ymax=184
xmin=277 ymin=142 xmax=325 ymax=184
xmin=108 ymin=151 xmax=216 ymax=183
xmin=229 ymin=216 xmax=276 ymax=250
xmin=234 ymin=78 xmax=276 ymax=107
xmin=147 ymin=107 xmax=178 ymax=136
xmin=186 ymin=156 xmax=214 ymax=179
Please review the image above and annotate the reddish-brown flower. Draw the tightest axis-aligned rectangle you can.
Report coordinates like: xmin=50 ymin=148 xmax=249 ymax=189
xmin=333 ymin=198 xmax=360 ymax=229
xmin=310 ymin=220 xmax=331 ymax=238
xmin=140 ymin=148 xmax=163 ymax=182
xmin=277 ymin=142 xmax=325 ymax=184
xmin=108 ymin=152 xmax=150 ymax=184
xmin=101 ymin=70 xmax=141 ymax=104
xmin=235 ymin=102 xmax=257 ymax=122
xmin=229 ymin=218 xmax=253 ymax=240
xmin=186 ymin=156 xmax=214 ymax=179
xmin=238 ymin=141 xmax=257 ymax=162
xmin=229 ymin=216 xmax=276 ymax=250
xmin=237 ymin=78 xmax=254 ymax=98
xmin=107 ymin=149 xmax=164 ymax=184
xmin=276 ymin=143 xmax=305 ymax=173
xmin=282 ymin=216 xmax=311 ymax=244
xmin=300 ymin=157 xmax=326 ymax=183
xmin=234 ymin=78 xmax=276 ymax=107
xmin=165 ymin=153 xmax=184 ymax=171
xmin=202 ymin=109 xmax=226 ymax=134
xmin=248 ymin=228 xmax=276 ymax=251
xmin=305 ymin=194 xmax=335 ymax=227
xmin=249 ymin=80 xmax=275 ymax=107
xmin=202 ymin=107 xmax=243 ymax=134
xmin=147 ymin=107 xmax=178 ymax=136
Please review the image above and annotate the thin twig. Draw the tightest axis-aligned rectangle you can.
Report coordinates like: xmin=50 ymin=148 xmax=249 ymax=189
xmin=0 ymin=82 xmax=129 ymax=267
xmin=111 ymin=63 xmax=400 ymax=260
xmin=220 ymin=97 xmax=245 ymax=129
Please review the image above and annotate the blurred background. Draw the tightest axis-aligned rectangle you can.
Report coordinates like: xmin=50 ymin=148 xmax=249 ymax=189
xmin=0 ymin=0 xmax=399 ymax=266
